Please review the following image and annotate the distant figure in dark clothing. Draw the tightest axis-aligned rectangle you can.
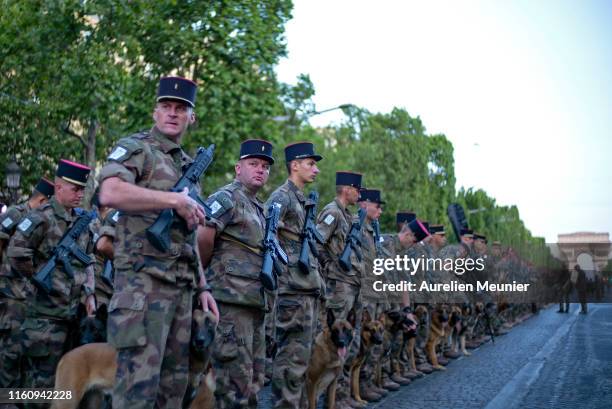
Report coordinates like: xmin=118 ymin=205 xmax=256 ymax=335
xmin=575 ymin=265 xmax=588 ymax=314
xmin=557 ymin=268 xmax=571 ymax=313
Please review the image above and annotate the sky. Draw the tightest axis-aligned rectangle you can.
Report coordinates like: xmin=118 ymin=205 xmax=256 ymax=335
xmin=275 ymin=0 xmax=612 ymax=243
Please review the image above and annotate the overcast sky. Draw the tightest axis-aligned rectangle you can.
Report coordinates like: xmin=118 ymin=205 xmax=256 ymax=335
xmin=275 ymin=0 xmax=612 ymax=243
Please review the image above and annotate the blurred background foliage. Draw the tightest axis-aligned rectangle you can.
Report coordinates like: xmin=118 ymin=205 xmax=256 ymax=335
xmin=0 ymin=0 xmax=558 ymax=267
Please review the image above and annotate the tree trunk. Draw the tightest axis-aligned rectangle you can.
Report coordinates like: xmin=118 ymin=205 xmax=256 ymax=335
xmin=83 ymin=118 xmax=98 ymax=209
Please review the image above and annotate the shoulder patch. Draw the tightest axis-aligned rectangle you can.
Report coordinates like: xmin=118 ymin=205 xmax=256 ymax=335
xmin=108 ymin=146 xmax=128 ymax=160
xmin=2 ymin=217 xmax=14 ymax=229
xmin=206 ymin=191 xmax=234 ymax=218
xmin=324 ymin=214 xmax=335 ymax=225
xmin=107 ymin=136 xmax=144 ymax=163
xmin=17 ymin=218 xmax=33 ymax=233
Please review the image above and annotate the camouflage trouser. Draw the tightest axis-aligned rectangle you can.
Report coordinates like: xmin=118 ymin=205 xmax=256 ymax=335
xmin=360 ymin=300 xmax=386 ymax=383
xmin=379 ymin=302 xmax=400 ymax=377
xmin=0 ymin=298 xmax=27 ymax=388
xmin=264 ymin=292 xmax=277 ymax=383
xmin=108 ymin=271 xmax=192 ymax=409
xmin=20 ymin=316 xmax=70 ymax=391
xmin=213 ymin=302 xmax=266 ymax=409
xmin=325 ymin=279 xmax=362 ymax=402
xmin=271 ymin=293 xmax=318 ymax=409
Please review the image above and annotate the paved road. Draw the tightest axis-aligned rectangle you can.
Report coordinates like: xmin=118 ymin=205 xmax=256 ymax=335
xmin=258 ymin=303 xmax=612 ymax=408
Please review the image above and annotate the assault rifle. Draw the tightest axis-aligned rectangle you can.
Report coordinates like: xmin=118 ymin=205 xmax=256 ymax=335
xmin=101 ymin=259 xmax=114 ymax=288
xmin=372 ymin=219 xmax=391 ymax=258
xmin=146 ymin=145 xmax=215 ymax=252
xmin=33 ymin=209 xmax=94 ymax=294
xmin=339 ymin=207 xmax=367 ymax=271
xmin=260 ymin=202 xmax=288 ymax=291
xmin=298 ymin=190 xmax=324 ymax=275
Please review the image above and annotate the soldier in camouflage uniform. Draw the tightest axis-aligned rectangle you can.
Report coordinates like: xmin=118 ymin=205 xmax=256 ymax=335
xmin=316 ymin=171 xmax=365 ymax=409
xmin=0 ymin=178 xmax=54 ymax=389
xmin=266 ymin=142 xmax=325 ymax=408
xmin=199 ymin=139 xmax=275 ymax=408
xmin=7 ymin=161 xmax=96 ymax=393
xmin=89 ymin=192 xmax=118 ymax=307
xmin=371 ymin=212 xmax=416 ymax=395
xmin=388 ymin=217 xmax=430 ymax=381
xmin=355 ymin=188 xmax=392 ymax=402
xmin=98 ymin=77 xmax=218 ymax=409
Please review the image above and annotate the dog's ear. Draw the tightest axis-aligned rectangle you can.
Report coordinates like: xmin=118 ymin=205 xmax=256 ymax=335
xmin=96 ymin=303 xmax=108 ymax=323
xmin=327 ymin=309 xmax=336 ymax=329
xmin=362 ymin=309 xmax=372 ymax=324
xmin=347 ymin=308 xmax=356 ymax=329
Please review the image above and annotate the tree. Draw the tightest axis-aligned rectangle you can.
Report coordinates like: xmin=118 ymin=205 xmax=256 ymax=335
xmin=0 ymin=0 xmax=293 ymax=200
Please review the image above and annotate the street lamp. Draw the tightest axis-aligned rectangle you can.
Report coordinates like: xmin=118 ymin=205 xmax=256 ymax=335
xmin=272 ymin=104 xmax=355 ymax=123
xmin=5 ymin=158 xmax=21 ymax=205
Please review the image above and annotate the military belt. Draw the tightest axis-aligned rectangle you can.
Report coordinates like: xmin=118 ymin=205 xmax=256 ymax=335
xmin=218 ymin=233 xmax=263 ymax=256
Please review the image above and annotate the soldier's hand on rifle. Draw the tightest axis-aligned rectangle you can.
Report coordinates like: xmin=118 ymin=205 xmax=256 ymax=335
xmin=85 ymin=294 xmax=96 ymax=316
xmin=175 ymin=187 xmax=206 ymax=230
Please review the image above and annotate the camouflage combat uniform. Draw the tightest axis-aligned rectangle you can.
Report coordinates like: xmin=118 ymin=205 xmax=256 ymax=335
xmin=205 ymin=179 xmax=268 ymax=409
xmin=90 ymin=209 xmax=118 ymax=307
xmin=267 ymin=180 xmax=325 ymax=408
xmin=0 ymin=203 xmax=34 ymax=388
xmin=359 ymin=221 xmax=390 ymax=389
xmin=99 ymin=127 xmax=199 ymax=409
xmin=316 ymin=199 xmax=364 ymax=403
xmin=6 ymin=197 xmax=95 ymax=391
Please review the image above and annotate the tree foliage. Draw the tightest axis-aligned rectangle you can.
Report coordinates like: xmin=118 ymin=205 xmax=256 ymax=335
xmin=0 ymin=0 xmax=293 ymax=198
xmin=0 ymin=1 xmax=553 ymax=265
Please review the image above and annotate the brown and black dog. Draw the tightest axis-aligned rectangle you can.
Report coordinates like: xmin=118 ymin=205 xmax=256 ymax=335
xmin=51 ymin=308 xmax=217 ymax=409
xmin=350 ymin=309 xmax=385 ymax=404
xmin=306 ymin=309 xmax=356 ymax=409
xmin=425 ymin=304 xmax=449 ymax=370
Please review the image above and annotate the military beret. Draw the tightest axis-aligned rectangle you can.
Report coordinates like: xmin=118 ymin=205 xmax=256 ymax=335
xmin=157 ymin=76 xmax=197 ymax=108
xmin=336 ymin=171 xmax=362 ymax=188
xmin=239 ymin=139 xmax=274 ymax=164
xmin=56 ymin=159 xmax=91 ymax=187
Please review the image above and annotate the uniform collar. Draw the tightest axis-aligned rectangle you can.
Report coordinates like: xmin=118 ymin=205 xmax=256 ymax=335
xmin=232 ymin=179 xmax=262 ymax=207
xmin=286 ymin=179 xmax=305 ymax=202
xmin=49 ymin=196 xmax=74 ymax=222
xmin=151 ymin=126 xmax=182 ymax=153
xmin=334 ymin=198 xmax=350 ymax=213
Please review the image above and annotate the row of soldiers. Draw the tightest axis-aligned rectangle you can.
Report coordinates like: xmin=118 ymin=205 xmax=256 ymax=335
xmin=0 ymin=76 xmax=535 ymax=409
